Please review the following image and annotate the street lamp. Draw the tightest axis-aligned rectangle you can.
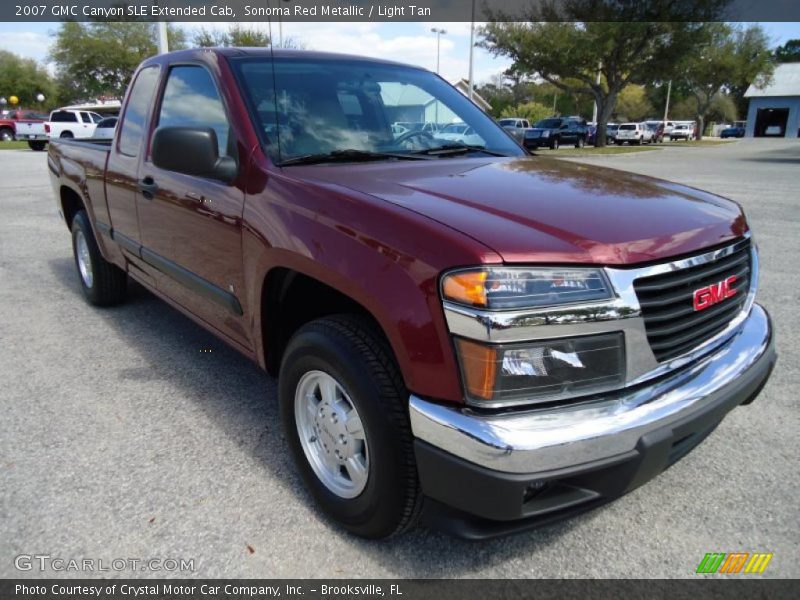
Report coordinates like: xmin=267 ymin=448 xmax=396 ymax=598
xmin=430 ymin=27 xmax=447 ymax=74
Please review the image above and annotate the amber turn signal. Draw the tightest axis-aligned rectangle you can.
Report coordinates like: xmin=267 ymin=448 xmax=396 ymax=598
xmin=455 ymin=338 xmax=497 ymax=401
xmin=442 ymin=270 xmax=488 ymax=307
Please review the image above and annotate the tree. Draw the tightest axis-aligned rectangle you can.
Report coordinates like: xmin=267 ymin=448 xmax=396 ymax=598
xmin=0 ymin=50 xmax=57 ymax=108
xmin=774 ymin=39 xmax=800 ymax=63
xmin=500 ymin=101 xmax=552 ymax=123
xmin=676 ymin=23 xmax=772 ymax=138
xmin=614 ymin=85 xmax=655 ymax=122
xmin=50 ymin=22 xmax=187 ymax=102
xmin=480 ymin=1 xmax=725 ymax=146
xmin=193 ymin=25 xmax=271 ymax=48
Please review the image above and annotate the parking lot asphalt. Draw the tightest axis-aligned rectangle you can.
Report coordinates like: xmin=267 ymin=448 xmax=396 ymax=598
xmin=1 ymin=140 xmax=798 ymax=579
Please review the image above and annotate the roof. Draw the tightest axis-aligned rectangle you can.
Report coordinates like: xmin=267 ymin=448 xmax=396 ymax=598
xmin=453 ymin=79 xmax=492 ymax=111
xmin=745 ymin=62 xmax=800 ymax=98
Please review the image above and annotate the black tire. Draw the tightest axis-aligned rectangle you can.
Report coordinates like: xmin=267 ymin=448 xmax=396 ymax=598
xmin=28 ymin=141 xmax=46 ymax=151
xmin=60 ymin=131 xmax=74 ymax=139
xmin=0 ymin=128 xmax=14 ymax=142
xmin=549 ymin=137 xmax=559 ymax=150
xmin=279 ymin=315 xmax=422 ymax=538
xmin=575 ymin=136 xmax=585 ymax=149
xmin=71 ymin=210 xmax=127 ymax=306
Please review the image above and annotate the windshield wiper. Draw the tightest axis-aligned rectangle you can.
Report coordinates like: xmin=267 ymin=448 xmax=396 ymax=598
xmin=277 ymin=148 xmax=430 ymax=167
xmin=411 ymin=143 xmax=510 ymax=157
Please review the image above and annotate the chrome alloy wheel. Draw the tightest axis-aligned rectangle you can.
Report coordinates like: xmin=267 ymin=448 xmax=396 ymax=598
xmin=295 ymin=370 xmax=369 ymax=498
xmin=75 ymin=230 xmax=94 ymax=288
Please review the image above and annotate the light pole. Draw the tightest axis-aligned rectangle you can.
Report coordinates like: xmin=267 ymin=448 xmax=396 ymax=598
xmin=431 ymin=27 xmax=447 ymax=74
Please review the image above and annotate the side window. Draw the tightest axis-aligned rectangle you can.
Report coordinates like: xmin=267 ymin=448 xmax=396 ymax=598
xmin=118 ymin=66 xmax=160 ymax=157
xmin=158 ymin=66 xmax=230 ymax=157
xmin=80 ymin=112 xmax=92 ymax=123
xmin=51 ymin=111 xmax=78 ymax=123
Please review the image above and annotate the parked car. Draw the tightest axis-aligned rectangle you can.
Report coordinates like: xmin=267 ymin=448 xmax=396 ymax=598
xmin=0 ymin=109 xmax=48 ymax=149
xmin=720 ymin=126 xmax=745 ymax=139
xmin=645 ymin=121 xmax=665 ymax=143
xmin=524 ymin=116 xmax=588 ymax=150
xmin=586 ymin=124 xmax=597 ymax=145
xmin=91 ymin=117 xmax=118 ymax=140
xmin=615 ymin=122 xmax=654 ymax=145
xmin=46 ymin=109 xmax=103 ymax=139
xmin=437 ymin=123 xmax=482 ymax=146
xmin=606 ymin=123 xmax=620 ymax=144
xmin=48 ymin=48 xmax=775 ymax=539
xmin=670 ymin=123 xmax=695 ymax=141
xmin=497 ymin=117 xmax=531 ymax=143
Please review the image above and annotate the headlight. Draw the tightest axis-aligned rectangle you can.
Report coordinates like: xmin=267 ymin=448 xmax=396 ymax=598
xmin=442 ymin=267 xmax=613 ymax=310
xmin=455 ymin=333 xmax=625 ymax=406
xmin=541 ymin=130 xmax=550 ymax=138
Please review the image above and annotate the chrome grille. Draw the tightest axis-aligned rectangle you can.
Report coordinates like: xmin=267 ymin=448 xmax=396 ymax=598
xmin=634 ymin=240 xmax=751 ymax=362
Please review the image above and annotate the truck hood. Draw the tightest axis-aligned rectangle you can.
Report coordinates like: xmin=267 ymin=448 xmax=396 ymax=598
xmin=294 ymin=156 xmax=746 ymax=265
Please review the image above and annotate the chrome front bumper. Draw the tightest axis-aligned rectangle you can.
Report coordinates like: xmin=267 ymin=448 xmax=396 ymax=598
xmin=410 ymin=304 xmax=774 ymax=474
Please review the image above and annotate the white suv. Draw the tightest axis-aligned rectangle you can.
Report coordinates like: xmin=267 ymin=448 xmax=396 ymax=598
xmin=615 ymin=122 xmax=653 ymax=145
xmin=46 ymin=109 xmax=103 ymax=140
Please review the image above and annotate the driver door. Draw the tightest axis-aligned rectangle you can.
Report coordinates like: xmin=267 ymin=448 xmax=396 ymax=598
xmin=136 ymin=64 xmax=251 ymax=350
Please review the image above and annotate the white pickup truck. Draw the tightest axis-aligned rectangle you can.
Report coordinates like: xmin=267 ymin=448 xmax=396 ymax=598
xmin=46 ymin=109 xmax=103 ymax=140
xmin=15 ymin=119 xmax=48 ymax=150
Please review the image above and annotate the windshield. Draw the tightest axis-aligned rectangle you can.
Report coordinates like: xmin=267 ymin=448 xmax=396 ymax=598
xmin=534 ymin=118 xmax=562 ymax=128
xmin=619 ymin=124 xmax=636 ymax=130
xmin=233 ymin=56 xmax=523 ymax=163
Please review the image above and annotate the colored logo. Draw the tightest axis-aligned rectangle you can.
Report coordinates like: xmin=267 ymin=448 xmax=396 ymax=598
xmin=693 ymin=275 xmax=738 ymax=311
xmin=696 ymin=552 xmax=773 ymax=574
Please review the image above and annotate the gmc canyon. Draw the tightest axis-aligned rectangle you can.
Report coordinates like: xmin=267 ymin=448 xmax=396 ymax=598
xmin=48 ymin=49 xmax=775 ymax=539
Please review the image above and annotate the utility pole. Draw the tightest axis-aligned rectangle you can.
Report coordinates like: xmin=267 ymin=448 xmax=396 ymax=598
xmin=153 ymin=2 xmax=168 ymax=54
xmin=663 ymin=79 xmax=672 ymax=122
xmin=467 ymin=0 xmax=475 ymax=100
xmin=591 ymin=62 xmax=601 ymax=123
xmin=552 ymin=92 xmax=557 ymax=115
xmin=431 ymin=28 xmax=447 ymax=124
xmin=157 ymin=22 xmax=169 ymax=54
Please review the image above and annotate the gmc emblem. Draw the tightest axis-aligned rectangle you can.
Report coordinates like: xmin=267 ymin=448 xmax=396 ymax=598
xmin=693 ymin=276 xmax=738 ymax=311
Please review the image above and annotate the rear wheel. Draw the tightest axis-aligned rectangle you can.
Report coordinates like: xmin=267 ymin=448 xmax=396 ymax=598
xmin=575 ymin=136 xmax=585 ymax=149
xmin=60 ymin=131 xmax=74 ymax=139
xmin=0 ymin=128 xmax=14 ymax=142
xmin=279 ymin=315 xmax=422 ymax=538
xmin=71 ymin=210 xmax=127 ymax=306
xmin=28 ymin=141 xmax=46 ymax=151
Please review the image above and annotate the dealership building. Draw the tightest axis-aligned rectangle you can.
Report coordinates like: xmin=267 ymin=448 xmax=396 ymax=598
xmin=744 ymin=62 xmax=800 ymax=138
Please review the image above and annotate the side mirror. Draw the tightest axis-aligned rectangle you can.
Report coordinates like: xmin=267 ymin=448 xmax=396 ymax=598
xmin=152 ymin=126 xmax=237 ymax=183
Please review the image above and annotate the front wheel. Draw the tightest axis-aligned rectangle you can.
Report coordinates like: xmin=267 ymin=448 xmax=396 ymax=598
xmin=549 ymin=137 xmax=559 ymax=150
xmin=279 ymin=315 xmax=422 ymax=538
xmin=71 ymin=210 xmax=127 ymax=306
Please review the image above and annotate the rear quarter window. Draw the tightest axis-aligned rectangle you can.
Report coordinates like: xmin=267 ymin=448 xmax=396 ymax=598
xmin=118 ymin=66 xmax=160 ymax=157
xmin=50 ymin=111 xmax=77 ymax=123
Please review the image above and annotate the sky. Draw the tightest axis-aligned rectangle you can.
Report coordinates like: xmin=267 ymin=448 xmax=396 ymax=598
xmin=0 ymin=21 xmax=798 ymax=87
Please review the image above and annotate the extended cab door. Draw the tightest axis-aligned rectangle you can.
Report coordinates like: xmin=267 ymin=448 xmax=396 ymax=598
xmin=136 ymin=64 xmax=251 ymax=349
xmin=105 ymin=65 xmax=161 ymax=265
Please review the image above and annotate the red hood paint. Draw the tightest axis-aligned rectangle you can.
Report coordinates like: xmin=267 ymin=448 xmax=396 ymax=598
xmin=294 ymin=156 xmax=747 ymax=265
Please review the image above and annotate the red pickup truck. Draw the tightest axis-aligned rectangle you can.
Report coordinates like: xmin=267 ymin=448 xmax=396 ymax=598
xmin=0 ymin=109 xmax=49 ymax=150
xmin=48 ymin=48 xmax=775 ymax=539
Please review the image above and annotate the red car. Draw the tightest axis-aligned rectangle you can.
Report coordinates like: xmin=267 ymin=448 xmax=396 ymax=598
xmin=48 ymin=49 xmax=775 ymax=539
